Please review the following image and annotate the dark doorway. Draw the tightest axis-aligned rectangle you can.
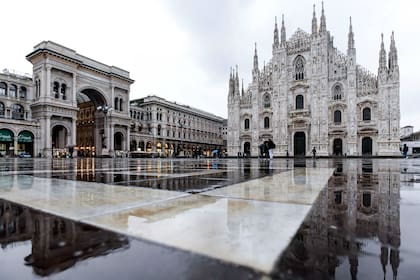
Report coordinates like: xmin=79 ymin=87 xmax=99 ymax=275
xmin=294 ymin=132 xmax=306 ymax=156
xmin=244 ymin=142 xmax=251 ymax=157
xmin=362 ymin=137 xmax=373 ymax=156
xmin=114 ymin=132 xmax=123 ymax=151
xmin=333 ymin=138 xmax=343 ymax=156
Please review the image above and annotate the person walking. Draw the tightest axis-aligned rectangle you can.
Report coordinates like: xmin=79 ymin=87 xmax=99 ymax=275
xmin=403 ymin=144 xmax=408 ymax=158
xmin=312 ymin=147 xmax=317 ymax=159
xmin=267 ymin=139 xmax=276 ymax=160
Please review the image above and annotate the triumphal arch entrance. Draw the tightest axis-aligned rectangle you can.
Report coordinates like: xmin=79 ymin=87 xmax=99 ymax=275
xmin=26 ymin=41 xmax=134 ymax=157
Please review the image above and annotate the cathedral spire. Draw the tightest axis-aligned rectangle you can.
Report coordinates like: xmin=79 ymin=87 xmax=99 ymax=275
xmin=281 ymin=14 xmax=286 ymax=46
xmin=273 ymin=16 xmax=279 ymax=50
xmin=228 ymin=67 xmax=234 ymax=96
xmin=320 ymin=2 xmax=327 ymax=33
xmin=241 ymin=79 xmax=245 ymax=96
xmin=348 ymin=17 xmax=355 ymax=50
xmin=252 ymin=43 xmax=259 ymax=82
xmin=379 ymin=33 xmax=388 ymax=72
xmin=388 ymin=31 xmax=398 ymax=70
xmin=312 ymin=4 xmax=318 ymax=36
xmin=234 ymin=65 xmax=240 ymax=96
xmin=253 ymin=42 xmax=259 ymax=71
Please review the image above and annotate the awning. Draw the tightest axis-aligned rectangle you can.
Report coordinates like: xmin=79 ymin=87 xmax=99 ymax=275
xmin=18 ymin=131 xmax=33 ymax=143
xmin=0 ymin=129 xmax=13 ymax=142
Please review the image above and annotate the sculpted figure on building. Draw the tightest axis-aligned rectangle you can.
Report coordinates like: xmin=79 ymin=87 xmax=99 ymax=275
xmin=227 ymin=4 xmax=400 ymax=157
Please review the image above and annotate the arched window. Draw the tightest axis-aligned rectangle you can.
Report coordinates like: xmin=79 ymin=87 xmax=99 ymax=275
xmin=362 ymin=107 xmax=371 ymax=121
xmin=0 ymin=82 xmax=7 ymax=96
xmin=53 ymin=82 xmax=59 ymax=98
xmin=12 ymin=104 xmax=24 ymax=120
xmin=333 ymin=85 xmax=342 ymax=100
xmin=114 ymin=97 xmax=119 ymax=111
xmin=263 ymin=94 xmax=271 ymax=108
xmin=119 ymin=98 xmax=123 ymax=111
xmin=264 ymin=117 xmax=270 ymax=129
xmin=9 ymin=84 xmax=17 ymax=98
xmin=157 ymin=125 xmax=161 ymax=136
xmin=296 ymin=95 xmax=304 ymax=110
xmin=244 ymin=118 xmax=250 ymax=130
xmin=61 ymin=84 xmax=66 ymax=100
xmin=334 ymin=110 xmax=342 ymax=123
xmin=295 ymin=56 xmax=305 ymax=80
xmin=0 ymin=102 xmax=4 ymax=117
xmin=362 ymin=192 xmax=371 ymax=207
xmin=19 ymin=87 xmax=27 ymax=99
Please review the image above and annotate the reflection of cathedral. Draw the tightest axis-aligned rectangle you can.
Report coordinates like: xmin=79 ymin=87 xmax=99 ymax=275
xmin=0 ymin=200 xmax=129 ymax=276
xmin=227 ymin=4 xmax=400 ymax=157
xmin=274 ymin=159 xmax=401 ymax=279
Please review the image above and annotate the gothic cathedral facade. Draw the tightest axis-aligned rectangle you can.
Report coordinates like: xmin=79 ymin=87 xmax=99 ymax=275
xmin=227 ymin=4 xmax=400 ymax=157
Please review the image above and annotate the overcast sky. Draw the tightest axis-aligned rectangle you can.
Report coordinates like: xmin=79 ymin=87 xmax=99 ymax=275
xmin=1 ymin=0 xmax=419 ymax=129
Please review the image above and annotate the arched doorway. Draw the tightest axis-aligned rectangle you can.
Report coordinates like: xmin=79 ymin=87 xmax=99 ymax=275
xmin=52 ymin=125 xmax=68 ymax=158
xmin=362 ymin=137 xmax=373 ymax=156
xmin=244 ymin=142 xmax=251 ymax=157
xmin=294 ymin=132 xmax=306 ymax=156
xmin=114 ymin=132 xmax=123 ymax=151
xmin=17 ymin=131 xmax=34 ymax=156
xmin=333 ymin=138 xmax=343 ymax=156
xmin=130 ymin=140 xmax=137 ymax=151
xmin=76 ymin=88 xmax=108 ymax=157
xmin=0 ymin=129 xmax=14 ymax=156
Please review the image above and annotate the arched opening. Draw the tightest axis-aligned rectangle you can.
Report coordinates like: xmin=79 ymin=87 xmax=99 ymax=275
xmin=362 ymin=107 xmax=371 ymax=121
xmin=294 ymin=56 xmax=305 ymax=80
xmin=263 ymin=94 xmax=271 ymax=108
xmin=264 ymin=117 xmax=270 ymax=129
xmin=0 ymin=102 xmax=5 ymax=117
xmin=146 ymin=141 xmax=153 ymax=152
xmin=362 ymin=137 xmax=373 ymax=156
xmin=294 ymin=132 xmax=306 ymax=156
xmin=244 ymin=142 xmax=251 ymax=157
xmin=333 ymin=138 xmax=343 ymax=156
xmin=76 ymin=88 xmax=107 ymax=157
xmin=114 ymin=132 xmax=123 ymax=151
xmin=244 ymin=118 xmax=250 ymax=130
xmin=334 ymin=110 xmax=342 ymax=124
xmin=138 ymin=141 xmax=145 ymax=151
xmin=17 ymin=131 xmax=34 ymax=156
xmin=130 ymin=140 xmax=137 ymax=151
xmin=52 ymin=125 xmax=68 ymax=158
xmin=0 ymin=129 xmax=14 ymax=156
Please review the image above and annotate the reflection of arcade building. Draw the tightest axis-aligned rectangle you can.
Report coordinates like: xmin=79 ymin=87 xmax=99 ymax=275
xmin=0 ymin=200 xmax=129 ymax=276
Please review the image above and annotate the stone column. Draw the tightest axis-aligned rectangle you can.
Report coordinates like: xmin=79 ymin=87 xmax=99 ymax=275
xmin=72 ymin=72 xmax=77 ymax=106
xmin=46 ymin=66 xmax=51 ymax=99
xmin=45 ymin=116 xmax=52 ymax=157
xmin=71 ymin=118 xmax=77 ymax=157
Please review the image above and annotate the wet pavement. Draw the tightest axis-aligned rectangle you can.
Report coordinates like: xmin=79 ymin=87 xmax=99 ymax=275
xmin=0 ymin=157 xmax=419 ymax=279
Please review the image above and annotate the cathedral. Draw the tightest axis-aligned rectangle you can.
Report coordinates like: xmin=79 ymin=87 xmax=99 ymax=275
xmin=227 ymin=4 xmax=400 ymax=157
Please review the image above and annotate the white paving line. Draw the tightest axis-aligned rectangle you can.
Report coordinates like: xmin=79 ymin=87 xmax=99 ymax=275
xmin=0 ymin=167 xmax=334 ymax=274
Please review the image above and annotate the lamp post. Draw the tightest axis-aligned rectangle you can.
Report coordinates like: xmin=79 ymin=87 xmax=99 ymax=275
xmin=97 ymin=105 xmax=109 ymax=156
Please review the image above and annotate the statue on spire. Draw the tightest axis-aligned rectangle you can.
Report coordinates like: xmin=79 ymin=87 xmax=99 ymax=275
xmin=348 ymin=17 xmax=355 ymax=50
xmin=312 ymin=4 xmax=317 ymax=36
xmin=281 ymin=14 xmax=286 ymax=46
xmin=273 ymin=16 xmax=279 ymax=50
xmin=320 ymin=2 xmax=327 ymax=33
xmin=378 ymin=33 xmax=387 ymax=73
